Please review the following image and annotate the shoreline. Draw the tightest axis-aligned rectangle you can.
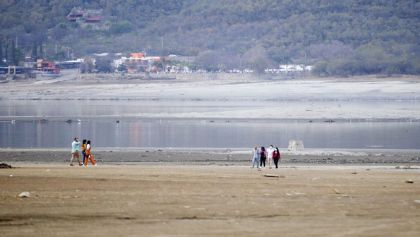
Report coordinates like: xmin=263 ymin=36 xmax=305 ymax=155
xmin=5 ymin=162 xmax=420 ymax=171
xmin=2 ymin=116 xmax=420 ymax=122
xmin=1 ymin=148 xmax=419 ymax=165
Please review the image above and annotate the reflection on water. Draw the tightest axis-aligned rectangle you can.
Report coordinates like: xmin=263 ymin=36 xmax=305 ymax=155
xmin=1 ymin=119 xmax=419 ymax=149
xmin=1 ymin=100 xmax=419 ymax=149
xmin=0 ymin=100 xmax=245 ymax=118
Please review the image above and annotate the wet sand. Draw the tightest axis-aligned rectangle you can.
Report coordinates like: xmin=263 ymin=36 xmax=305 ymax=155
xmin=1 ymin=148 xmax=420 ymax=165
xmin=1 ymin=164 xmax=420 ymax=237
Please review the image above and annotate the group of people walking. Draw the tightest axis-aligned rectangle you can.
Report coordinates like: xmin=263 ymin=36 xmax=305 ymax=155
xmin=70 ymin=137 xmax=97 ymax=166
xmin=71 ymin=138 xmax=280 ymax=168
xmin=252 ymin=145 xmax=281 ymax=169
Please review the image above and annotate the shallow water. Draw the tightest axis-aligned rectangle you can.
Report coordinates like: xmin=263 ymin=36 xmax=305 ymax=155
xmin=1 ymin=118 xmax=419 ymax=149
xmin=0 ymin=100 xmax=419 ymax=149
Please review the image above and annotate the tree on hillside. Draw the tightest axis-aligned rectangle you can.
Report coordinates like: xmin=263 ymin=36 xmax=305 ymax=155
xmin=95 ymin=56 xmax=114 ymax=73
xmin=1 ymin=0 xmax=419 ymax=75
xmin=80 ymin=57 xmax=94 ymax=73
xmin=0 ymin=39 xmax=4 ymax=66
xmin=194 ymin=50 xmax=242 ymax=71
xmin=195 ymin=50 xmax=221 ymax=71
xmin=243 ymin=45 xmax=273 ymax=73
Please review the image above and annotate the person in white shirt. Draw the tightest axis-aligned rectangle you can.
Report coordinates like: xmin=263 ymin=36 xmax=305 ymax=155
xmin=267 ymin=145 xmax=274 ymax=169
xmin=70 ymin=137 xmax=82 ymax=166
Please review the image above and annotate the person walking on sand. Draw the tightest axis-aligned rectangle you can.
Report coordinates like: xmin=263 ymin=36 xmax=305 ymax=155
xmin=70 ymin=137 xmax=82 ymax=166
xmin=267 ymin=145 xmax=274 ymax=169
xmin=84 ymin=140 xmax=97 ymax=166
xmin=260 ymin=146 xmax=267 ymax=168
xmin=251 ymin=146 xmax=260 ymax=169
xmin=273 ymin=147 xmax=281 ymax=169
xmin=81 ymin=139 xmax=87 ymax=164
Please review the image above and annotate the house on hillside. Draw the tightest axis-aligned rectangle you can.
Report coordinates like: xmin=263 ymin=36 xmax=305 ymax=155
xmin=67 ymin=7 xmax=102 ymax=23
xmin=84 ymin=15 xmax=102 ymax=23
xmin=35 ymin=59 xmax=60 ymax=76
xmin=130 ymin=53 xmax=145 ymax=59
xmin=113 ymin=53 xmax=164 ymax=73
xmin=67 ymin=7 xmax=84 ymax=21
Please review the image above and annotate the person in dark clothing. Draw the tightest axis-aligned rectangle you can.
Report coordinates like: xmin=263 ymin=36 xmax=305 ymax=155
xmin=273 ymin=147 xmax=281 ymax=169
xmin=260 ymin=146 xmax=266 ymax=167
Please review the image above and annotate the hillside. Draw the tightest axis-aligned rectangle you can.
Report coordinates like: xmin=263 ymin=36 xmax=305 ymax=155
xmin=0 ymin=0 xmax=419 ymax=75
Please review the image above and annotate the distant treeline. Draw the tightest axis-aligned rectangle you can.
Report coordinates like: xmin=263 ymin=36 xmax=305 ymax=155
xmin=0 ymin=0 xmax=419 ymax=76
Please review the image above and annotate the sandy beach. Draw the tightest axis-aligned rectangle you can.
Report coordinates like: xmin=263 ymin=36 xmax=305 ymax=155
xmin=1 ymin=163 xmax=420 ymax=237
xmin=1 ymin=148 xmax=420 ymax=236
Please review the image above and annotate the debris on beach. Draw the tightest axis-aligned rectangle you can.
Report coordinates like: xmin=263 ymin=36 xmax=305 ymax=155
xmin=65 ymin=119 xmax=72 ymax=123
xmin=286 ymin=191 xmax=305 ymax=196
xmin=18 ymin=192 xmax=31 ymax=198
xmin=405 ymin=179 xmax=414 ymax=184
xmin=217 ymin=176 xmax=232 ymax=179
xmin=333 ymin=188 xmax=341 ymax=194
xmin=264 ymin=174 xmax=279 ymax=178
xmin=0 ymin=163 xmax=13 ymax=169
xmin=336 ymin=194 xmax=351 ymax=199
xmin=396 ymin=165 xmax=418 ymax=170
xmin=414 ymin=200 xmax=420 ymax=204
xmin=351 ymin=172 xmax=357 ymax=174
xmin=263 ymin=174 xmax=285 ymax=178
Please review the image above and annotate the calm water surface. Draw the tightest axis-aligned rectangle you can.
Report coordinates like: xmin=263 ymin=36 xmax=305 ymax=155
xmin=1 ymin=119 xmax=419 ymax=149
xmin=0 ymin=100 xmax=419 ymax=149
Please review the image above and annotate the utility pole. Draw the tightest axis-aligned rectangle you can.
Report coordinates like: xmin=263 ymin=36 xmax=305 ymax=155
xmin=161 ymin=37 xmax=164 ymax=56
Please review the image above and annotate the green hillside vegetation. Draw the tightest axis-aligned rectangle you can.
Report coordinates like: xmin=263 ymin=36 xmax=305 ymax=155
xmin=1 ymin=0 xmax=419 ymax=75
